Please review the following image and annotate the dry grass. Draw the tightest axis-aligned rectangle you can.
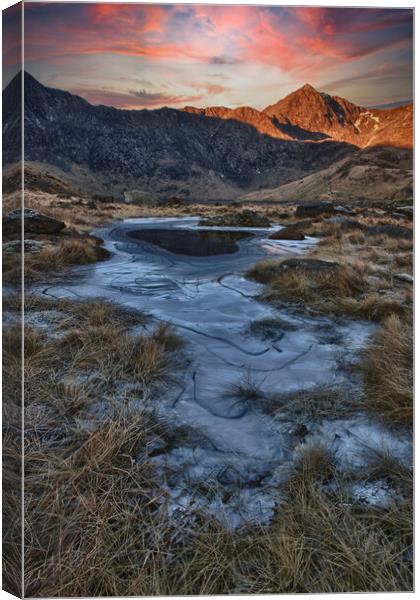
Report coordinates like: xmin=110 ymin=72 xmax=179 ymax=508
xmin=234 ymin=447 xmax=413 ymax=593
xmin=362 ymin=314 xmax=413 ymax=426
xmin=2 ymin=202 xmax=413 ymax=595
xmin=264 ymin=387 xmax=357 ymax=421
xmin=2 ymin=295 xmax=413 ymax=595
xmin=3 ymin=237 xmax=111 ymax=283
xmin=248 ymin=221 xmax=412 ymax=323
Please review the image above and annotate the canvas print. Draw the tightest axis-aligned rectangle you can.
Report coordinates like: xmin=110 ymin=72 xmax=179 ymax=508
xmin=2 ymin=2 xmax=414 ymax=596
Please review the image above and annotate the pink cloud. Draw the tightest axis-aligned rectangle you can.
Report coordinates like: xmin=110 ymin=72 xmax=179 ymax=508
xmin=71 ymin=85 xmax=202 ymax=109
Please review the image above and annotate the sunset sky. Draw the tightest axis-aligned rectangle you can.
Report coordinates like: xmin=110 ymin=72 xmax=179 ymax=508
xmin=4 ymin=3 xmax=414 ymax=109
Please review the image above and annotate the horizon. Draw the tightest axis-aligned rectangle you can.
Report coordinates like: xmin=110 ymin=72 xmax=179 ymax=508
xmin=3 ymin=4 xmax=414 ymax=110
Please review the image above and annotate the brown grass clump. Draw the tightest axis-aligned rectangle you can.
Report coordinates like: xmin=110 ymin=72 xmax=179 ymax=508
xmin=362 ymin=314 xmax=413 ymax=425
xmin=234 ymin=447 xmax=413 ymax=593
xmin=248 ymin=259 xmax=383 ymax=318
xmin=25 ymin=238 xmax=110 ymax=275
xmin=23 ymin=412 xmax=170 ymax=597
xmin=3 ymin=237 xmax=110 ymax=283
xmin=248 ymin=223 xmax=412 ymax=323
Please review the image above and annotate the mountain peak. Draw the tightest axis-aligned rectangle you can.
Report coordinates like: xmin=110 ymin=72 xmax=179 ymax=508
xmin=299 ymin=83 xmax=318 ymax=93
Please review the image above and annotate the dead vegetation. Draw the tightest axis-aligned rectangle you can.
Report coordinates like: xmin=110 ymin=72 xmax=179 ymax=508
xmin=237 ymin=447 xmax=413 ymax=593
xmin=2 ymin=201 xmax=413 ymax=595
xmin=248 ymin=212 xmax=412 ymax=323
xmin=362 ymin=314 xmax=413 ymax=426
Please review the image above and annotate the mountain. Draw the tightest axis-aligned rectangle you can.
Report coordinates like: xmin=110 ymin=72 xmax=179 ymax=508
xmin=264 ymin=83 xmax=413 ymax=148
xmin=241 ymin=146 xmax=413 ymax=206
xmin=186 ymin=83 xmax=413 ymax=149
xmin=2 ymin=72 xmax=413 ymax=201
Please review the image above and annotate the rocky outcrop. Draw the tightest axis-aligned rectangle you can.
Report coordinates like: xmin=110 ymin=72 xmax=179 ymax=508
xmin=275 ymin=258 xmax=339 ymax=273
xmin=365 ymin=224 xmax=412 ymax=239
xmin=3 ymin=208 xmax=66 ymax=235
xmin=269 ymin=227 xmax=305 ymax=240
xmin=199 ymin=210 xmax=271 ymax=228
xmin=2 ymin=239 xmax=45 ymax=254
xmin=295 ymin=202 xmax=335 ymax=218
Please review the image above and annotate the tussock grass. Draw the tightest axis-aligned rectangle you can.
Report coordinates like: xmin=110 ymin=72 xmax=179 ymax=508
xmin=364 ymin=449 xmax=413 ymax=500
xmin=362 ymin=314 xmax=413 ymax=425
xmin=248 ymin=223 xmax=412 ymax=323
xmin=3 ymin=237 xmax=110 ymax=282
xmin=265 ymin=387 xmax=357 ymax=421
xmin=233 ymin=447 xmax=412 ymax=593
xmin=229 ymin=372 xmax=265 ymax=400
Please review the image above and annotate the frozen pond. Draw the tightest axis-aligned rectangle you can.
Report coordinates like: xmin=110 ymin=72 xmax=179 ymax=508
xmin=38 ymin=217 xmax=410 ymax=527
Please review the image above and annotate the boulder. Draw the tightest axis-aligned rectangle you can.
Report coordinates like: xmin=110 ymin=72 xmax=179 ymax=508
xmin=289 ymin=218 xmax=313 ymax=231
xmin=3 ymin=208 xmax=66 ymax=235
xmin=326 ymin=216 xmax=364 ymax=230
xmin=394 ymin=272 xmax=413 ymax=284
xmin=276 ymin=258 xmax=339 ymax=273
xmin=3 ymin=239 xmax=45 ymax=254
xmin=269 ymin=226 xmax=305 ymax=241
xmin=365 ymin=224 xmax=412 ymax=239
xmin=199 ymin=209 xmax=270 ymax=228
xmin=393 ymin=205 xmax=413 ymax=220
xmin=295 ymin=202 xmax=335 ymax=218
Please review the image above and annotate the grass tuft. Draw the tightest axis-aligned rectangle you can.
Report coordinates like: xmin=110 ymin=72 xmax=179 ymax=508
xmin=362 ymin=314 xmax=413 ymax=425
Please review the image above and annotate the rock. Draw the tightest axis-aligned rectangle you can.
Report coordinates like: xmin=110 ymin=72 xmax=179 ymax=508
xmin=269 ymin=226 xmax=305 ymax=240
xmin=277 ymin=258 xmax=339 ymax=273
xmin=365 ymin=224 xmax=412 ymax=239
xmin=3 ymin=239 xmax=45 ymax=254
xmin=326 ymin=216 xmax=364 ymax=230
xmin=123 ymin=189 xmax=158 ymax=205
xmin=334 ymin=205 xmax=355 ymax=214
xmin=394 ymin=272 xmax=413 ymax=284
xmin=289 ymin=218 xmax=313 ymax=231
xmin=394 ymin=205 xmax=413 ymax=220
xmin=3 ymin=208 xmax=66 ymax=235
xmin=199 ymin=209 xmax=270 ymax=228
xmin=295 ymin=202 xmax=335 ymax=218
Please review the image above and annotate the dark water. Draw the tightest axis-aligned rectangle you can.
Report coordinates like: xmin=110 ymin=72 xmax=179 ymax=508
xmin=127 ymin=228 xmax=253 ymax=256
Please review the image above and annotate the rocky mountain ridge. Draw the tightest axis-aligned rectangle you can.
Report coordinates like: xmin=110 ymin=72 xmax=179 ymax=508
xmin=186 ymin=83 xmax=413 ymax=148
xmin=2 ymin=72 xmax=413 ymax=201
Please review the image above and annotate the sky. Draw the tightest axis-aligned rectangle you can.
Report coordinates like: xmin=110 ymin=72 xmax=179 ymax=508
xmin=3 ymin=3 xmax=414 ymax=110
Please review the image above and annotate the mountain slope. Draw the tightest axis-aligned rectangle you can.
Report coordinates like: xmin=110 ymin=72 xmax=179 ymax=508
xmin=4 ymin=72 xmax=356 ymax=200
xmin=3 ymin=72 xmax=413 ymax=201
xmin=263 ymin=84 xmax=413 ymax=148
xmin=241 ymin=146 xmax=413 ymax=205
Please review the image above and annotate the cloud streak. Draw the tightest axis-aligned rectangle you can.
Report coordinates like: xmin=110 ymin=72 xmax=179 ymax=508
xmin=21 ymin=4 xmax=413 ymax=108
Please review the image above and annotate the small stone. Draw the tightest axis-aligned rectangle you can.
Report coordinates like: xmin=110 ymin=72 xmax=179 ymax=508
xmin=394 ymin=272 xmax=413 ymax=284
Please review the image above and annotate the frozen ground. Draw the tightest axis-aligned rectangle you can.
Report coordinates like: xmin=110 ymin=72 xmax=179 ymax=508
xmin=33 ymin=217 xmax=411 ymax=527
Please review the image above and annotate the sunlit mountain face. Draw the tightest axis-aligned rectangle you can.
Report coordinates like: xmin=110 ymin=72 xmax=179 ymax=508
xmin=5 ymin=3 xmax=413 ymax=110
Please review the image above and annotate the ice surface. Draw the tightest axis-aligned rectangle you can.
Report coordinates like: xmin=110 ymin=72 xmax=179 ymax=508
xmin=34 ymin=217 xmax=410 ymax=526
